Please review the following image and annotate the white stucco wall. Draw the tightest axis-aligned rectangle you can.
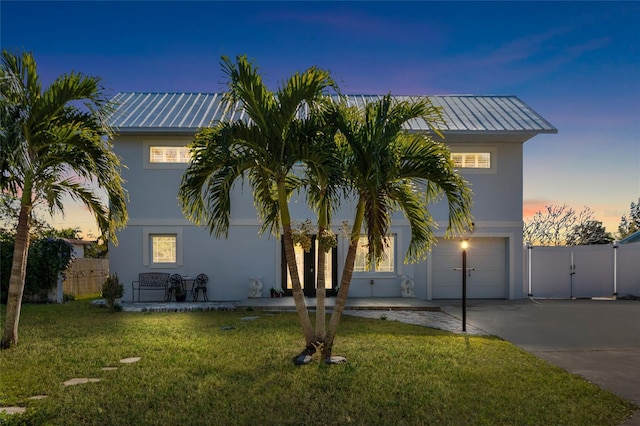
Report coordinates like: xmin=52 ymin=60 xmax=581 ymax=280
xmin=111 ymin=135 xmax=528 ymax=301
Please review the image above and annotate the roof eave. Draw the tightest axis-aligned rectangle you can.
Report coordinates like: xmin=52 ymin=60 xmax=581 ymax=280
xmin=113 ymin=127 xmax=201 ymax=136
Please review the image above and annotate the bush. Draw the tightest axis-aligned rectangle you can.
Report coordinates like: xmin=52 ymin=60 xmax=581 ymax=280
xmin=1 ymin=234 xmax=74 ymax=303
xmin=101 ymin=273 xmax=124 ymax=311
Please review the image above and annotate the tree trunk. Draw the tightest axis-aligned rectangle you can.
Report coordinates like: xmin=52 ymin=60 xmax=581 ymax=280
xmin=322 ymin=238 xmax=358 ymax=359
xmin=322 ymin=199 xmax=364 ymax=359
xmin=282 ymin=224 xmax=314 ymax=346
xmin=315 ymin=227 xmax=327 ymax=342
xmin=1 ymin=201 xmax=32 ymax=349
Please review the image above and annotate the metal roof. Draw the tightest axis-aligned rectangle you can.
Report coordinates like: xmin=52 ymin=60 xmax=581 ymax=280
xmin=619 ymin=230 xmax=640 ymax=244
xmin=108 ymin=92 xmax=557 ymax=136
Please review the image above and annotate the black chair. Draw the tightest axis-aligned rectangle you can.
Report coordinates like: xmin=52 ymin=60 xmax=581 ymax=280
xmin=191 ymin=274 xmax=209 ymax=301
xmin=167 ymin=274 xmax=185 ymax=301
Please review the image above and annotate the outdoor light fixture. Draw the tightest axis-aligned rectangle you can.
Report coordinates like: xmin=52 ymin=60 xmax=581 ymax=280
xmin=525 ymin=241 xmax=533 ymax=297
xmin=461 ymin=238 xmax=469 ymax=332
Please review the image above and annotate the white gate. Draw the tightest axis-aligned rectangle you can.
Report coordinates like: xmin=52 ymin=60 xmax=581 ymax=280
xmin=525 ymin=244 xmax=640 ymax=299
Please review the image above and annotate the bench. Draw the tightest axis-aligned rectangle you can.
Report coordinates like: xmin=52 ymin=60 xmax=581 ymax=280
xmin=131 ymin=273 xmax=170 ymax=302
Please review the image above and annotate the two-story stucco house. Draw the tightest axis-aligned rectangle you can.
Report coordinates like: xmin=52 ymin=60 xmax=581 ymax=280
xmin=108 ymin=93 xmax=556 ymax=302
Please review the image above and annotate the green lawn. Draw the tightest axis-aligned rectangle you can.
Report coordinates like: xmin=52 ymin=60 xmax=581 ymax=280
xmin=0 ymin=300 xmax=636 ymax=425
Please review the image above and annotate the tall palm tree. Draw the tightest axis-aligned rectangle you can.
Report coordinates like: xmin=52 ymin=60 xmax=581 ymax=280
xmin=179 ymin=55 xmax=336 ymax=350
xmin=322 ymin=95 xmax=474 ymax=360
xmin=0 ymin=50 xmax=128 ymax=349
xmin=299 ymin=116 xmax=343 ymax=344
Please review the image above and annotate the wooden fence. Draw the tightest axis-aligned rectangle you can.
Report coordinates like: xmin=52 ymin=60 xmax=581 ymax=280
xmin=62 ymin=258 xmax=109 ymax=297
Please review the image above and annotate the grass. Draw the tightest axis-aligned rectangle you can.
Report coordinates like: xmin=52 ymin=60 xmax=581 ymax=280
xmin=0 ymin=300 xmax=636 ymax=425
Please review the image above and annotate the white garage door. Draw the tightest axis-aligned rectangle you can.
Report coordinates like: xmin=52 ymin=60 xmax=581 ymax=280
xmin=431 ymin=238 xmax=507 ymax=299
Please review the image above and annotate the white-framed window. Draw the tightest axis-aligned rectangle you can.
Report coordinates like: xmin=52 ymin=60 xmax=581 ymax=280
xmin=143 ymin=227 xmax=183 ymax=268
xmin=151 ymin=235 xmax=176 ymax=263
xmin=451 ymin=152 xmax=491 ymax=169
xmin=354 ymin=235 xmax=395 ymax=273
xmin=143 ymin=141 xmax=191 ymax=169
xmin=150 ymin=146 xmax=191 ymax=163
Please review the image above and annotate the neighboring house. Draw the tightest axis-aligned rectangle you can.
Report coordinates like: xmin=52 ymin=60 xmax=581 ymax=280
xmin=62 ymin=238 xmax=92 ymax=258
xmin=619 ymin=230 xmax=640 ymax=244
xmin=108 ymin=93 xmax=557 ymax=301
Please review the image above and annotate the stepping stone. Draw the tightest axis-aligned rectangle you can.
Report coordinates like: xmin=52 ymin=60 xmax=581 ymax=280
xmin=63 ymin=378 xmax=101 ymax=386
xmin=220 ymin=326 xmax=235 ymax=330
xmin=0 ymin=406 xmax=26 ymax=414
xmin=28 ymin=395 xmax=48 ymax=400
xmin=241 ymin=316 xmax=259 ymax=321
xmin=119 ymin=357 xmax=141 ymax=364
xmin=325 ymin=356 xmax=347 ymax=364
xmin=102 ymin=367 xmax=118 ymax=371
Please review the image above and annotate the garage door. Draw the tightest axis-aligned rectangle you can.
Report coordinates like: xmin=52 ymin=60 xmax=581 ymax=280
xmin=431 ymin=238 xmax=507 ymax=299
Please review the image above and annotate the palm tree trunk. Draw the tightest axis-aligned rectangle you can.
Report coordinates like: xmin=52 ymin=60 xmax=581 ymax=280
xmin=278 ymin=181 xmax=315 ymax=347
xmin=323 ymin=199 xmax=365 ymax=359
xmin=322 ymin=238 xmax=357 ymax=359
xmin=315 ymin=227 xmax=327 ymax=342
xmin=282 ymin=224 xmax=315 ymax=345
xmin=1 ymin=201 xmax=32 ymax=349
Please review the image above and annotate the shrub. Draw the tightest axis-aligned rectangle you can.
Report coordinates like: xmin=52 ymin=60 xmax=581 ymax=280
xmin=101 ymin=273 xmax=124 ymax=311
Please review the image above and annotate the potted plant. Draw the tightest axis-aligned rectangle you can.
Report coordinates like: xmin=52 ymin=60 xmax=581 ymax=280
xmin=174 ymin=285 xmax=187 ymax=302
xmin=270 ymin=287 xmax=284 ymax=298
xmin=101 ymin=273 xmax=124 ymax=311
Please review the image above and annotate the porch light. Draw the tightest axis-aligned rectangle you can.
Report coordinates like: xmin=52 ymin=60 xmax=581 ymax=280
xmin=461 ymin=238 xmax=469 ymax=332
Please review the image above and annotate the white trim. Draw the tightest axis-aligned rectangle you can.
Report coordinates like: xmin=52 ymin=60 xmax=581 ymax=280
xmin=432 ymin=220 xmax=523 ymax=231
xmin=128 ymin=218 xmax=264 ymax=227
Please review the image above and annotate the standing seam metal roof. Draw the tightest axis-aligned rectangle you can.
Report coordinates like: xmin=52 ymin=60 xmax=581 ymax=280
xmin=108 ymin=92 xmax=557 ymax=134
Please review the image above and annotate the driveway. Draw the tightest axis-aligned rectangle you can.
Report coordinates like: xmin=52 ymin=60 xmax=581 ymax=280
xmin=438 ymin=299 xmax=640 ymax=424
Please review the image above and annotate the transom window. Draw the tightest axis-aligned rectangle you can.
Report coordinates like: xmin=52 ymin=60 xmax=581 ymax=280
xmin=451 ymin=152 xmax=491 ymax=169
xmin=354 ymin=235 xmax=395 ymax=273
xmin=150 ymin=146 xmax=191 ymax=163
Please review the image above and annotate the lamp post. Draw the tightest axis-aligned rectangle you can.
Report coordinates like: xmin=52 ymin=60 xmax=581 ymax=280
xmin=613 ymin=240 xmax=619 ymax=299
xmin=461 ymin=239 xmax=469 ymax=332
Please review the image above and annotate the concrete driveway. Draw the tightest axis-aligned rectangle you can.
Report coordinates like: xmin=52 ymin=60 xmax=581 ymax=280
xmin=438 ymin=299 xmax=640 ymax=424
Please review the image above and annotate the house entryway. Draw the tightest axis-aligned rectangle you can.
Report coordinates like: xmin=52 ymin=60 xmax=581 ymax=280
xmin=431 ymin=238 xmax=508 ymax=299
xmin=281 ymin=238 xmax=337 ymax=297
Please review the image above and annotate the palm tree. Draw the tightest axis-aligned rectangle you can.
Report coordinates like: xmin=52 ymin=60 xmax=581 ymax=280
xmin=299 ymin=117 xmax=343 ymax=344
xmin=0 ymin=50 xmax=128 ymax=348
xmin=321 ymin=95 xmax=474 ymax=361
xmin=179 ymin=55 xmax=336 ymax=351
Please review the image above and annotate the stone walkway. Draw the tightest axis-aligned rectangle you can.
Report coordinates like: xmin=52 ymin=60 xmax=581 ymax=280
xmin=117 ymin=300 xmax=485 ymax=335
xmin=116 ymin=300 xmax=484 ymax=335
xmin=343 ymin=309 xmax=486 ymax=335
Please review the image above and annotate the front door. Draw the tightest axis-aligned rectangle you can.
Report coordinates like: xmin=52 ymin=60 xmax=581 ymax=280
xmin=281 ymin=237 xmax=337 ymax=297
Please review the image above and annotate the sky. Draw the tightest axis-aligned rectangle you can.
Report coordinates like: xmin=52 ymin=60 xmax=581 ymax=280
xmin=1 ymin=1 xmax=639 ymax=238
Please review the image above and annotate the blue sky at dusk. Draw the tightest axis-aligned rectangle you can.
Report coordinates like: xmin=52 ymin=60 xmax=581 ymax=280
xmin=2 ymin=1 xmax=639 ymax=237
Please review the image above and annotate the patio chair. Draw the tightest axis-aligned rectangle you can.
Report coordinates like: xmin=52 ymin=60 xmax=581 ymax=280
xmin=167 ymin=274 xmax=186 ymax=301
xmin=191 ymin=274 xmax=209 ymax=301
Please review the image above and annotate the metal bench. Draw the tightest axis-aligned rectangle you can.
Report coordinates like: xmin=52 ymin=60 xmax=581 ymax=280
xmin=131 ymin=273 xmax=170 ymax=302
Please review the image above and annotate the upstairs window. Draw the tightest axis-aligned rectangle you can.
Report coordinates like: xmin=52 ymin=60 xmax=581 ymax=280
xmin=451 ymin=152 xmax=491 ymax=169
xmin=150 ymin=146 xmax=191 ymax=163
